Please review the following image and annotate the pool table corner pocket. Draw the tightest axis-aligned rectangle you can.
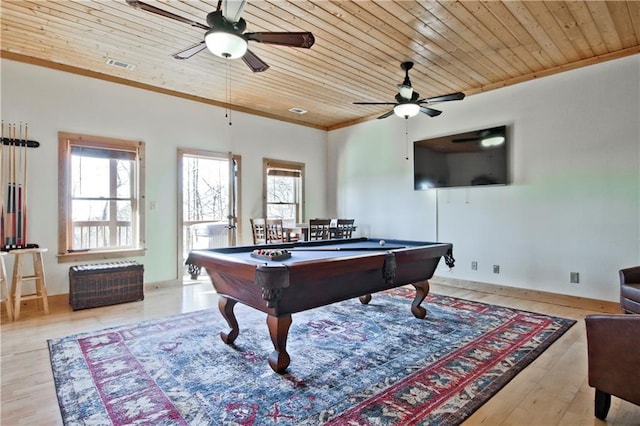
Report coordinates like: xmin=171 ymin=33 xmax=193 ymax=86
xmin=256 ymin=265 xmax=290 ymax=307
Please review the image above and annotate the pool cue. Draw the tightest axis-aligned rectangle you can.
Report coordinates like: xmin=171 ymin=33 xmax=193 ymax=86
xmin=16 ymin=123 xmax=24 ymax=246
xmin=8 ymin=124 xmax=16 ymax=246
xmin=289 ymin=246 xmax=405 ymax=251
xmin=14 ymin=123 xmax=21 ymax=246
xmin=12 ymin=123 xmax=18 ymax=246
xmin=22 ymin=123 xmax=28 ymax=247
xmin=15 ymin=123 xmax=20 ymax=246
xmin=3 ymin=124 xmax=9 ymax=247
xmin=0 ymin=121 xmax=4 ymax=246
xmin=13 ymin=124 xmax=18 ymax=246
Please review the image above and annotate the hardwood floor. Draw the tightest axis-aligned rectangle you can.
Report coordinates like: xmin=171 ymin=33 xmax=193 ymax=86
xmin=1 ymin=281 xmax=639 ymax=425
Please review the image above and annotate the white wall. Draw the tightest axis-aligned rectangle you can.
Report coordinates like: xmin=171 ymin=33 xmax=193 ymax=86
xmin=328 ymin=54 xmax=640 ymax=302
xmin=0 ymin=59 xmax=328 ymax=295
xmin=3 ymin=55 xmax=638 ymax=302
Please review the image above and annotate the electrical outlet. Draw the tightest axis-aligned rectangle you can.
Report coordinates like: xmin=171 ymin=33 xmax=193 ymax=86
xmin=493 ymin=265 xmax=500 ymax=274
xmin=570 ymin=272 xmax=580 ymax=283
xmin=471 ymin=261 xmax=478 ymax=271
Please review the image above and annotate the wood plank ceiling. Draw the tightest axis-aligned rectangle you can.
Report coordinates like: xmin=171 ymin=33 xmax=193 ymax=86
xmin=1 ymin=1 xmax=639 ymax=130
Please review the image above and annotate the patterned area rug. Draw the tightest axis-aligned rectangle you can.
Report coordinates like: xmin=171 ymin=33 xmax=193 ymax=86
xmin=49 ymin=289 xmax=575 ymax=425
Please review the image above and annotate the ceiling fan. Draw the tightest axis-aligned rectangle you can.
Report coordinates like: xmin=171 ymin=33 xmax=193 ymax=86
xmin=353 ymin=61 xmax=465 ymax=119
xmin=125 ymin=0 xmax=315 ymax=73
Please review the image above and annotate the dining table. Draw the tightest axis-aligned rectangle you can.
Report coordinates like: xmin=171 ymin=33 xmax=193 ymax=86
xmin=284 ymin=221 xmax=357 ymax=242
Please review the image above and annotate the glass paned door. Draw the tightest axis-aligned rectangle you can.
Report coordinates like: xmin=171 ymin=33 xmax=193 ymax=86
xmin=178 ymin=149 xmax=238 ymax=283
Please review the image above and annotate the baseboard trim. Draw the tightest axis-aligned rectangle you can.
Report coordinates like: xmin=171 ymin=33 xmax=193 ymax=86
xmin=431 ymin=276 xmax=621 ymax=313
xmin=8 ymin=279 xmax=181 ymax=313
xmin=9 ymin=278 xmax=620 ymax=316
xmin=144 ymin=279 xmax=180 ymax=290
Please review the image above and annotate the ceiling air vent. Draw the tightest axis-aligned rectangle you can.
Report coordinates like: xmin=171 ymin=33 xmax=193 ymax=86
xmin=105 ymin=58 xmax=136 ymax=71
xmin=289 ymin=107 xmax=307 ymax=115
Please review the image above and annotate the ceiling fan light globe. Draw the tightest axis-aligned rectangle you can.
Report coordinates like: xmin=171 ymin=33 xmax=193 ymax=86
xmin=481 ymin=136 xmax=505 ymax=147
xmin=205 ymin=30 xmax=248 ymax=59
xmin=394 ymin=103 xmax=420 ymax=118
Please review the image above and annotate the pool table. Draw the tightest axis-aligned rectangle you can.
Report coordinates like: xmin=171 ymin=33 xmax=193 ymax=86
xmin=186 ymin=237 xmax=455 ymax=373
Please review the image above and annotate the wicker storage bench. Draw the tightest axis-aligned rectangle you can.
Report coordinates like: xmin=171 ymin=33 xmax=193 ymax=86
xmin=69 ymin=261 xmax=144 ymax=310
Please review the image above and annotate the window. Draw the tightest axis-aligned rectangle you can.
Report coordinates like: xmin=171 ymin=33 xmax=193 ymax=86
xmin=263 ymin=159 xmax=304 ymax=227
xmin=58 ymin=132 xmax=145 ymax=262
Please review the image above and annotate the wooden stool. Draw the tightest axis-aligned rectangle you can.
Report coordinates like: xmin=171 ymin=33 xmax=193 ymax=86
xmin=1 ymin=252 xmax=13 ymax=322
xmin=11 ymin=248 xmax=49 ymax=320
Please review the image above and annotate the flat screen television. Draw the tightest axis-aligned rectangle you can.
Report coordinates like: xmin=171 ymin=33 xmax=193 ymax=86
xmin=413 ymin=125 xmax=509 ymax=190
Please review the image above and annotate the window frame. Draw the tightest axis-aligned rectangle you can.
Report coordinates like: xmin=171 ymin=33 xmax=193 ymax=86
xmin=263 ymin=158 xmax=305 ymax=225
xmin=57 ymin=132 xmax=146 ymax=263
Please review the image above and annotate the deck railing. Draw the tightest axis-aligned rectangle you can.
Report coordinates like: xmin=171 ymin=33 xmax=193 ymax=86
xmin=183 ymin=221 xmax=229 ymax=254
xmin=72 ymin=220 xmax=132 ymax=249
xmin=72 ymin=220 xmax=230 ymax=252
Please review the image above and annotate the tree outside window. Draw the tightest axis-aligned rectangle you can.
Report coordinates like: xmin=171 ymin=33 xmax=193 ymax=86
xmin=181 ymin=154 xmax=232 ymax=252
xmin=183 ymin=155 xmax=229 ymax=223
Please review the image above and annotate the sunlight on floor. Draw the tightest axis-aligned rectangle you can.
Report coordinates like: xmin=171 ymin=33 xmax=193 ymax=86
xmin=180 ymin=280 xmax=218 ymax=312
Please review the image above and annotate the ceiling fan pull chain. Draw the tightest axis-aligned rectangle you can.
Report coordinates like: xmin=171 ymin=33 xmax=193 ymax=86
xmin=226 ymin=60 xmax=232 ymax=126
xmin=405 ymin=118 xmax=410 ymax=160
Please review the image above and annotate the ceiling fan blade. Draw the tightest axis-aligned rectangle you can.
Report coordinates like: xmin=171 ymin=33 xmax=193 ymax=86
xmin=353 ymin=102 xmax=397 ymax=105
xmin=125 ymin=0 xmax=210 ymax=30
xmin=452 ymin=137 xmax=480 ymax=143
xmin=420 ymin=106 xmax=442 ymax=117
xmin=171 ymin=41 xmax=208 ymax=60
xmin=223 ymin=0 xmax=248 ymax=23
xmin=420 ymin=92 xmax=466 ymax=103
xmin=245 ymin=32 xmax=315 ymax=48
xmin=377 ymin=110 xmax=395 ymax=119
xmin=242 ymin=48 xmax=269 ymax=72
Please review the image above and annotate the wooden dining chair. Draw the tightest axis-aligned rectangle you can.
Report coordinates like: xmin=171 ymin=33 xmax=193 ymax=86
xmin=266 ymin=219 xmax=285 ymax=243
xmin=250 ymin=218 xmax=267 ymax=244
xmin=308 ymin=219 xmax=331 ymax=240
xmin=334 ymin=219 xmax=355 ymax=239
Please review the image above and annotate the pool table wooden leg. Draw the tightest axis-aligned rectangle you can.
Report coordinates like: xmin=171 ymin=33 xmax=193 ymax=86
xmin=218 ymin=296 xmax=239 ymax=344
xmin=266 ymin=314 xmax=292 ymax=373
xmin=411 ymin=280 xmax=430 ymax=319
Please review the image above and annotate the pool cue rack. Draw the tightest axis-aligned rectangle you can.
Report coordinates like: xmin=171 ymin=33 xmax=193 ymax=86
xmin=1 ymin=243 xmax=40 ymax=252
xmin=1 ymin=121 xmax=39 ymax=252
xmin=1 ymin=137 xmax=40 ymax=148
